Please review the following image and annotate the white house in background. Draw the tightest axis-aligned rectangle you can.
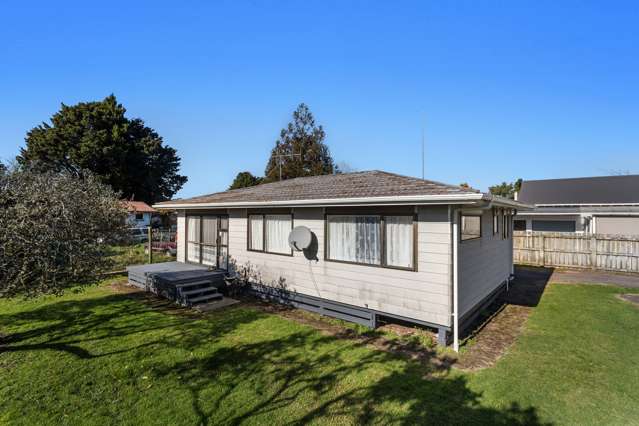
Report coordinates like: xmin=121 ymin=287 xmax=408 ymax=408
xmin=154 ymin=171 xmax=529 ymax=349
xmin=122 ymin=200 xmax=157 ymax=228
xmin=514 ymin=175 xmax=639 ymax=235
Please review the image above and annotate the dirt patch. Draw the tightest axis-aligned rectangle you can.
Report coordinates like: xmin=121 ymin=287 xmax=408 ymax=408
xmin=455 ymin=266 xmax=552 ymax=371
xmin=617 ymin=293 xmax=639 ymax=307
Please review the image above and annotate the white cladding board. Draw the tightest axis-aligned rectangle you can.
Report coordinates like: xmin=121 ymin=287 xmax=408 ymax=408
xmin=596 ymin=217 xmax=639 ymax=236
xmin=458 ymin=209 xmax=512 ymax=318
xmin=176 ymin=206 xmax=454 ymax=327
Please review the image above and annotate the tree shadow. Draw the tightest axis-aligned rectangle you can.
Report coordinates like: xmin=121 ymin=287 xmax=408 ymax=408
xmin=1 ymin=288 xmax=550 ymax=425
xmin=151 ymin=329 xmax=550 ymax=425
xmin=0 ymin=291 xmax=265 ymax=359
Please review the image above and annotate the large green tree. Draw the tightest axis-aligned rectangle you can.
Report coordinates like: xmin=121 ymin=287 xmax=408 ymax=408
xmin=229 ymin=171 xmax=262 ymax=190
xmin=489 ymin=178 xmax=523 ymax=199
xmin=17 ymin=95 xmax=187 ymax=203
xmin=264 ymin=103 xmax=335 ymax=182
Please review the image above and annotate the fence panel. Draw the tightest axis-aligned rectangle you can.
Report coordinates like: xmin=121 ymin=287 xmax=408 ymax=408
xmin=513 ymin=231 xmax=639 ymax=273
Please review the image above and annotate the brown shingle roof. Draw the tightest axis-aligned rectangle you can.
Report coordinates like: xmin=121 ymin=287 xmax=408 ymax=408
xmin=121 ymin=200 xmax=157 ymax=213
xmin=156 ymin=170 xmax=481 ymax=206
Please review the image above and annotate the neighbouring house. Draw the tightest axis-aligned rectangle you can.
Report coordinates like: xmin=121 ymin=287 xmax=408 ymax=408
xmin=154 ymin=171 xmax=529 ymax=349
xmin=514 ymin=175 xmax=639 ymax=235
xmin=122 ymin=200 xmax=157 ymax=228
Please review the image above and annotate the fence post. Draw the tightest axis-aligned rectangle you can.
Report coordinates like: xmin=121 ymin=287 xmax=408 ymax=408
xmin=590 ymin=235 xmax=597 ymax=270
xmin=539 ymin=233 xmax=545 ymax=267
xmin=148 ymin=226 xmax=153 ymax=264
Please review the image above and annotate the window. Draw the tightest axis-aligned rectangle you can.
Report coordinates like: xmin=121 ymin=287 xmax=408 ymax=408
xmin=186 ymin=215 xmax=229 ymax=269
xmin=492 ymin=208 xmax=499 ymax=235
xmin=248 ymin=214 xmax=292 ymax=255
xmin=135 ymin=212 xmax=144 ymax=220
xmin=514 ymin=219 xmax=526 ymax=231
xmin=460 ymin=214 xmax=481 ymax=241
xmin=326 ymin=214 xmax=414 ymax=270
xmin=532 ymin=220 xmax=576 ymax=233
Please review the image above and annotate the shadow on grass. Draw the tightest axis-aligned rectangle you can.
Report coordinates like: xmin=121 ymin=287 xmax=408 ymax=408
xmin=0 ymin=291 xmax=550 ymax=425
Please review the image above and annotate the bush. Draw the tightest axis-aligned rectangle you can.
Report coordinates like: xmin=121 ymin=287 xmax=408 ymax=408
xmin=0 ymin=167 xmax=126 ymax=297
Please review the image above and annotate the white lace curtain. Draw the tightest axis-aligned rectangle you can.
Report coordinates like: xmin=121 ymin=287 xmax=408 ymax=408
xmin=328 ymin=215 xmax=413 ymax=268
xmin=265 ymin=214 xmax=291 ymax=254
xmin=187 ymin=216 xmax=200 ymax=262
xmin=249 ymin=215 xmax=264 ymax=251
xmin=328 ymin=215 xmax=381 ymax=265
xmin=201 ymin=216 xmax=218 ymax=266
xmin=385 ymin=216 xmax=413 ymax=268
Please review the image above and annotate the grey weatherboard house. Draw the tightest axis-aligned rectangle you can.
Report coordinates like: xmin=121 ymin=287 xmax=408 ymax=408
xmin=155 ymin=171 xmax=528 ymax=350
xmin=515 ymin=174 xmax=639 ymax=235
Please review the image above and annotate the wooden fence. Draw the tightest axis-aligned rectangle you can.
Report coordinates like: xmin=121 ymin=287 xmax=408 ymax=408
xmin=513 ymin=231 xmax=639 ymax=273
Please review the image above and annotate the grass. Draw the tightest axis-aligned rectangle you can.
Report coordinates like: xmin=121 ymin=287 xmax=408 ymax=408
xmin=1 ymin=281 xmax=638 ymax=425
xmin=105 ymin=244 xmax=174 ymax=271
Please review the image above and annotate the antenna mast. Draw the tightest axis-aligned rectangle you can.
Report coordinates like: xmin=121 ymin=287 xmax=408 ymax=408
xmin=275 ymin=147 xmax=302 ymax=181
xmin=421 ymin=123 xmax=425 ymax=179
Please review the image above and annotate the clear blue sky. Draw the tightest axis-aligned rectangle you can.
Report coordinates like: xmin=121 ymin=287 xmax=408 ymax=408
xmin=1 ymin=1 xmax=638 ymax=198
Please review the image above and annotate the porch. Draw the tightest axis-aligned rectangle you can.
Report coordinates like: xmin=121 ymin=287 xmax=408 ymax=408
xmin=126 ymin=262 xmax=226 ymax=307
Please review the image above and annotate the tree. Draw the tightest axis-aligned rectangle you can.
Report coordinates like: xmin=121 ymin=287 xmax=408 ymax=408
xmin=0 ymin=167 xmax=126 ymax=297
xmin=17 ymin=95 xmax=187 ymax=204
xmin=264 ymin=103 xmax=335 ymax=182
xmin=459 ymin=182 xmax=471 ymax=189
xmin=229 ymin=171 xmax=262 ymax=190
xmin=489 ymin=178 xmax=522 ymax=199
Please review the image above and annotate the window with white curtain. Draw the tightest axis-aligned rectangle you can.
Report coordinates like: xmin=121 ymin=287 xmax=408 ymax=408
xmin=248 ymin=215 xmax=264 ymax=251
xmin=186 ymin=215 xmax=229 ymax=269
xmin=247 ymin=213 xmax=292 ymax=255
xmin=201 ymin=216 xmax=218 ymax=266
xmin=385 ymin=216 xmax=414 ymax=268
xmin=327 ymin=214 xmax=415 ymax=270
xmin=187 ymin=216 xmax=200 ymax=263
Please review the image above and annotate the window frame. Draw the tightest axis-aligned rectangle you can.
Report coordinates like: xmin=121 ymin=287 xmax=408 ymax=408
xmin=460 ymin=213 xmax=483 ymax=242
xmin=246 ymin=211 xmax=294 ymax=257
xmin=492 ymin=208 xmax=499 ymax=236
xmin=185 ymin=213 xmax=229 ymax=269
xmin=135 ymin=212 xmax=144 ymax=221
xmin=324 ymin=209 xmax=418 ymax=272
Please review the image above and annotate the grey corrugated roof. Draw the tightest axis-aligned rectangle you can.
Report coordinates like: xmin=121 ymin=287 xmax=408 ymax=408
xmin=518 ymin=175 xmax=639 ymax=204
xmin=157 ymin=170 xmax=481 ymax=205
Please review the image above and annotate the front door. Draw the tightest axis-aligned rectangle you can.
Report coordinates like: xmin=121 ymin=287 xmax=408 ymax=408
xmin=186 ymin=214 xmax=229 ymax=270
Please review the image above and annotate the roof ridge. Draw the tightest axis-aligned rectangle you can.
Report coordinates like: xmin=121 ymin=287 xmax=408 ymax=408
xmin=373 ymin=170 xmax=481 ymax=193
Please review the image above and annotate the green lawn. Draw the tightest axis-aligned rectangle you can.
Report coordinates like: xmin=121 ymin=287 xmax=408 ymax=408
xmin=1 ymin=281 xmax=638 ymax=425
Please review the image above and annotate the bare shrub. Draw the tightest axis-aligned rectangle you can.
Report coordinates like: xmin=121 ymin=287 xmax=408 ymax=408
xmin=0 ymin=167 xmax=126 ymax=297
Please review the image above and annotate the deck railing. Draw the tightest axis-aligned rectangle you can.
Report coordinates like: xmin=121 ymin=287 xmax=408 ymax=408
xmin=513 ymin=231 xmax=639 ymax=273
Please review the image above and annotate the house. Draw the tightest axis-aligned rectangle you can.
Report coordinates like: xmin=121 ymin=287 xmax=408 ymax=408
xmin=122 ymin=200 xmax=157 ymax=228
xmin=514 ymin=175 xmax=639 ymax=235
xmin=154 ymin=170 xmax=528 ymax=349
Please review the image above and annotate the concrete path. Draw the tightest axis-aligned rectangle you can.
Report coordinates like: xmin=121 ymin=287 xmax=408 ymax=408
xmin=549 ymin=268 xmax=639 ymax=289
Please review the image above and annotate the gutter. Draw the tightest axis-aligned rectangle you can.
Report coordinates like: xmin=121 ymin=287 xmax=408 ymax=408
xmin=154 ymin=193 xmax=486 ymax=209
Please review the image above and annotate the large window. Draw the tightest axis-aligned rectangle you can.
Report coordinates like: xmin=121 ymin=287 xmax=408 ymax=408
xmin=248 ymin=214 xmax=293 ymax=255
xmin=460 ymin=214 xmax=482 ymax=241
xmin=326 ymin=214 xmax=415 ymax=270
xmin=187 ymin=215 xmax=229 ymax=269
xmin=514 ymin=219 xmax=526 ymax=231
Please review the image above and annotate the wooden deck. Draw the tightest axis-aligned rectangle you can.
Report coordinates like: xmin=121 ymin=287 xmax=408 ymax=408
xmin=126 ymin=262 xmax=227 ymax=306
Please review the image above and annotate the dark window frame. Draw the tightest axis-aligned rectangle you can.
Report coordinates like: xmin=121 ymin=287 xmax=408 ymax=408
xmin=460 ymin=213 xmax=482 ymax=242
xmin=324 ymin=210 xmax=418 ymax=272
xmin=185 ymin=214 xmax=229 ymax=269
xmin=135 ymin=212 xmax=144 ymax=221
xmin=513 ymin=219 xmax=526 ymax=231
xmin=247 ymin=211 xmax=294 ymax=257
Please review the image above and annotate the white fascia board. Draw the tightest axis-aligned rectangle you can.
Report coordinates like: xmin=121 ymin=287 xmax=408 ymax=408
xmin=153 ymin=193 xmax=486 ymax=210
xmin=518 ymin=212 xmax=639 ymax=217
xmin=534 ymin=203 xmax=639 ymax=207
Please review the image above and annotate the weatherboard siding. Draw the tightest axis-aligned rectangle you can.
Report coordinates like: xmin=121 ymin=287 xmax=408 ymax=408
xmin=177 ymin=206 xmax=453 ymax=327
xmin=458 ymin=209 xmax=512 ymax=318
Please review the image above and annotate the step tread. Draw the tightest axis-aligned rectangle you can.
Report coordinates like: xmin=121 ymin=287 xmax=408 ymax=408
xmin=174 ymin=280 xmax=217 ymax=288
xmin=181 ymin=287 xmax=218 ymax=296
xmin=188 ymin=293 xmax=223 ymax=303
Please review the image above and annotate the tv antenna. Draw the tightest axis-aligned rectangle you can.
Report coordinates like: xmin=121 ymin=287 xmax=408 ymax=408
xmin=421 ymin=122 xmax=425 ymax=179
xmin=275 ymin=147 xmax=302 ymax=181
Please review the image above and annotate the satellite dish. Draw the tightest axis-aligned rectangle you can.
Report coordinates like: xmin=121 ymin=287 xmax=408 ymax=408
xmin=288 ymin=226 xmax=312 ymax=251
